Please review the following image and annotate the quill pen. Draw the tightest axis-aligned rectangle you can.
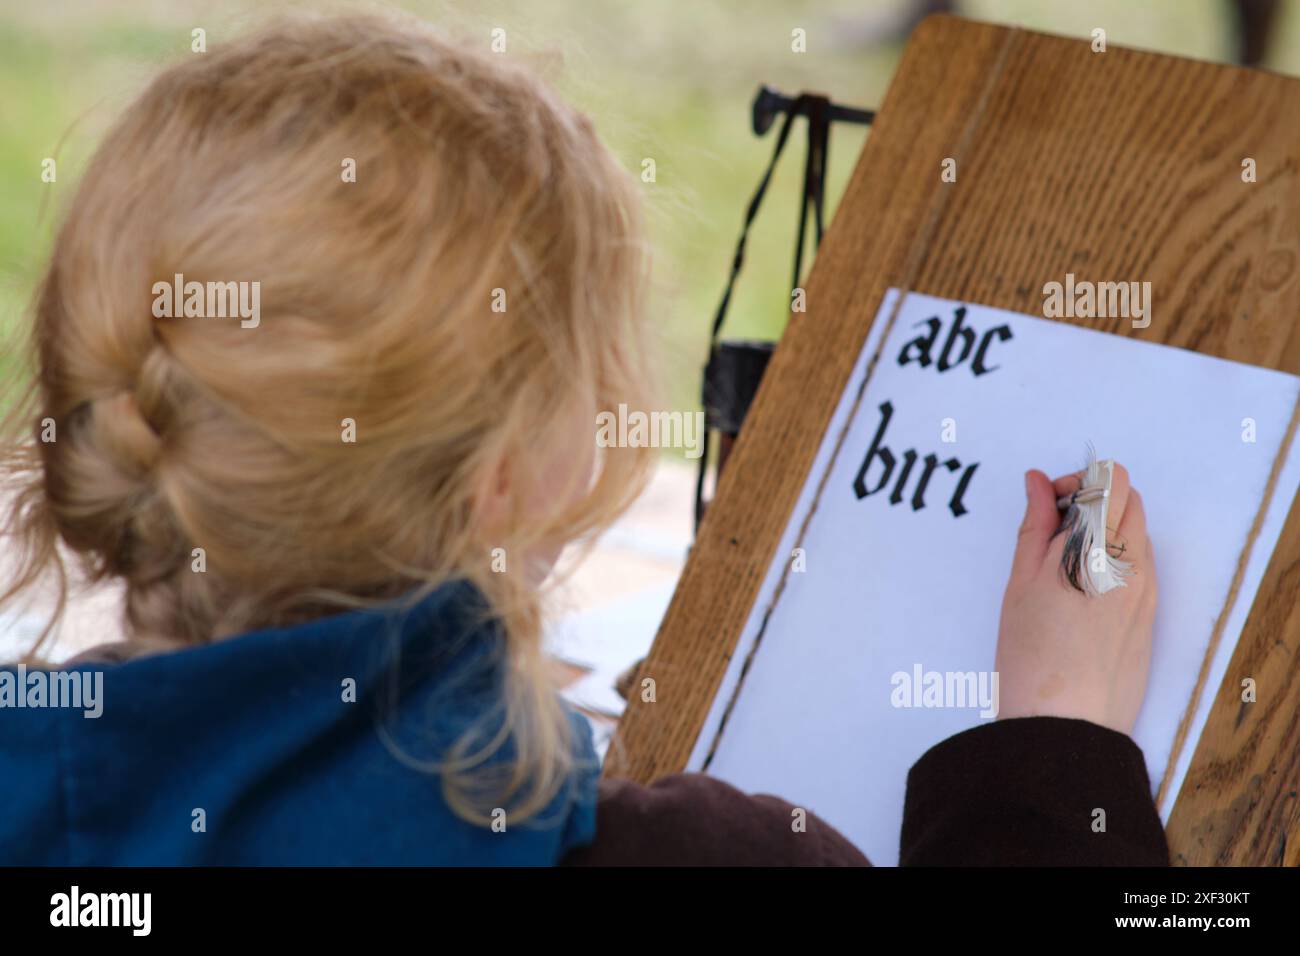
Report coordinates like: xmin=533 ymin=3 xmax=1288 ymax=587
xmin=1056 ymin=444 xmax=1133 ymax=596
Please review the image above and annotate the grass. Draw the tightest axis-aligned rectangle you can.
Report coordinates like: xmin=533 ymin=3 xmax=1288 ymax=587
xmin=1 ymin=0 xmax=1297 ymax=413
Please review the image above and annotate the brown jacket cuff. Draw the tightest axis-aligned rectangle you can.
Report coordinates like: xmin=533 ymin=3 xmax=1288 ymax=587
xmin=562 ymin=773 xmax=870 ymax=866
xmin=900 ymin=716 xmax=1170 ymax=866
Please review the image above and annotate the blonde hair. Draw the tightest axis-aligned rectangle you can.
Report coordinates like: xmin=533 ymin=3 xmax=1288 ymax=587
xmin=0 ymin=11 xmax=655 ymax=824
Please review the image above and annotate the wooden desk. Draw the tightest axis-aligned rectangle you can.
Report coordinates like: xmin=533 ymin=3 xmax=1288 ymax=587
xmin=608 ymin=15 xmax=1300 ymax=866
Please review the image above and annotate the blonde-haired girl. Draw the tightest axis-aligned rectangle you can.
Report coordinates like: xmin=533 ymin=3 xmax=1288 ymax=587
xmin=0 ymin=12 xmax=1167 ymax=866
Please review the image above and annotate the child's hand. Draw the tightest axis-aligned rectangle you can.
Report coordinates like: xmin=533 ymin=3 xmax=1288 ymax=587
xmin=994 ymin=464 xmax=1157 ymax=735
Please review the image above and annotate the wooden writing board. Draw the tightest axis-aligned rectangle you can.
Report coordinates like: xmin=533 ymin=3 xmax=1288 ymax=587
xmin=608 ymin=15 xmax=1300 ymax=866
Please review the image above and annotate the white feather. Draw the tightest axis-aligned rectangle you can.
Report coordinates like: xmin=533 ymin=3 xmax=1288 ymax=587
xmin=1075 ymin=443 xmax=1133 ymax=596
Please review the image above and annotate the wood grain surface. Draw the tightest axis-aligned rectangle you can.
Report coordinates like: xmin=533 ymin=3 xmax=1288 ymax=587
xmin=607 ymin=15 xmax=1300 ymax=866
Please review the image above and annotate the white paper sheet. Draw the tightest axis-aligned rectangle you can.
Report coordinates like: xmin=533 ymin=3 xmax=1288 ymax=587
xmin=693 ymin=289 xmax=1300 ymax=865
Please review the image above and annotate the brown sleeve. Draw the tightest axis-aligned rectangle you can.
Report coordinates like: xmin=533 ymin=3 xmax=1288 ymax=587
xmin=561 ymin=773 xmax=871 ymax=866
xmin=900 ymin=716 xmax=1170 ymax=866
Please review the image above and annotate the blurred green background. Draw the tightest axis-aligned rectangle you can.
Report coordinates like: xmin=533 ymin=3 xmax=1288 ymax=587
xmin=2 ymin=0 xmax=1298 ymax=411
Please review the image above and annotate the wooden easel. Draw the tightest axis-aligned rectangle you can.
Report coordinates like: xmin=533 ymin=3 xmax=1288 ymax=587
xmin=608 ymin=15 xmax=1300 ymax=866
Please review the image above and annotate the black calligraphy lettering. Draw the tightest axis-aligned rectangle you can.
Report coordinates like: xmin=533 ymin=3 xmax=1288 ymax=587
xmin=937 ymin=306 xmax=974 ymax=371
xmin=972 ymin=324 xmax=1012 ymax=375
xmin=897 ymin=307 xmax=1013 ymax=377
xmin=949 ymin=462 xmax=979 ymax=517
xmin=897 ymin=318 xmax=941 ymax=369
xmin=911 ymin=453 xmax=960 ymax=511
xmin=853 ymin=401 xmax=896 ymax=499
xmin=889 ymin=449 xmax=918 ymax=505
xmin=853 ymin=400 xmax=977 ymax=517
